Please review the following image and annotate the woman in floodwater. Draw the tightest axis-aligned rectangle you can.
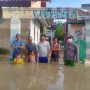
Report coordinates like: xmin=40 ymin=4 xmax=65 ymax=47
xmin=63 ymin=35 xmax=77 ymax=66
xmin=51 ymin=37 xmax=60 ymax=63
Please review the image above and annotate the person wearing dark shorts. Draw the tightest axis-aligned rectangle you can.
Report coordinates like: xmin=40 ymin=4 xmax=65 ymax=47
xmin=39 ymin=57 xmax=48 ymax=63
xmin=51 ymin=37 xmax=60 ymax=63
xmin=36 ymin=35 xmax=50 ymax=63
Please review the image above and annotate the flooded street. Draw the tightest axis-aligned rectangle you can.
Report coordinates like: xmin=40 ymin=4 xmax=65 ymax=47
xmin=0 ymin=61 xmax=90 ymax=90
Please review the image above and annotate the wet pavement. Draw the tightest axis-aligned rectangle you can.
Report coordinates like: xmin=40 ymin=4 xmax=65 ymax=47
xmin=0 ymin=61 xmax=90 ymax=90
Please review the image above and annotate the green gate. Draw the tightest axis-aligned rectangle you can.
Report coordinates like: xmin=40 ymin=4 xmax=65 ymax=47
xmin=74 ymin=39 xmax=85 ymax=63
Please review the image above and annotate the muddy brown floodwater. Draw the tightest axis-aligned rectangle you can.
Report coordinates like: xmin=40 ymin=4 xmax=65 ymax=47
xmin=0 ymin=60 xmax=90 ymax=90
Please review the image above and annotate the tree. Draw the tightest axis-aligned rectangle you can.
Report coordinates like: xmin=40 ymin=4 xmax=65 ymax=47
xmin=55 ymin=23 xmax=64 ymax=41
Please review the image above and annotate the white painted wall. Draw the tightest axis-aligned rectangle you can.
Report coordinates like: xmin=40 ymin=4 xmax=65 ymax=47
xmin=35 ymin=25 xmax=37 ymax=43
xmin=10 ymin=18 xmax=21 ymax=59
xmin=38 ymin=28 xmax=40 ymax=42
xmin=10 ymin=18 xmax=21 ymax=41
xmin=37 ymin=22 xmax=40 ymax=42
xmin=85 ymin=19 xmax=90 ymax=58
xmin=30 ymin=20 xmax=34 ymax=41
xmin=30 ymin=20 xmax=40 ymax=44
xmin=34 ymin=20 xmax=40 ymax=43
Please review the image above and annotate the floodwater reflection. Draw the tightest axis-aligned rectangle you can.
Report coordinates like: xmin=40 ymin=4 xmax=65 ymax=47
xmin=0 ymin=61 xmax=90 ymax=90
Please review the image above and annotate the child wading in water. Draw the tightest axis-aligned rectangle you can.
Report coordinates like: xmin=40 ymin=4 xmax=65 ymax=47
xmin=28 ymin=51 xmax=36 ymax=63
xmin=64 ymin=36 xmax=77 ymax=66
xmin=13 ymin=53 xmax=24 ymax=64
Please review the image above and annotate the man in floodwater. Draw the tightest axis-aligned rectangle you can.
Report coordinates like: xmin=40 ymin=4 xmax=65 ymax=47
xmin=12 ymin=34 xmax=24 ymax=60
xmin=25 ymin=36 xmax=37 ymax=62
xmin=64 ymin=35 xmax=77 ymax=66
xmin=36 ymin=35 xmax=50 ymax=63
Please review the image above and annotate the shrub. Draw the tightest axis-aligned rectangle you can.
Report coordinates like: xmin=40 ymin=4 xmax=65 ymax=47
xmin=0 ymin=47 xmax=10 ymax=55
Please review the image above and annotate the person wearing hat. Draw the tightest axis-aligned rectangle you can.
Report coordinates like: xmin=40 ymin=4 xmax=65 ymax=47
xmin=63 ymin=35 xmax=77 ymax=66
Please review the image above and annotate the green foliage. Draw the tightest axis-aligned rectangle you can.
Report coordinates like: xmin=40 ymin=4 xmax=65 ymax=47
xmin=54 ymin=23 xmax=64 ymax=41
xmin=0 ymin=47 xmax=10 ymax=55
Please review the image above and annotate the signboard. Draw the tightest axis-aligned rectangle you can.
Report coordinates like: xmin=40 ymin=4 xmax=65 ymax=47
xmin=2 ymin=8 xmax=78 ymax=19
xmin=33 ymin=8 xmax=77 ymax=19
xmin=0 ymin=0 xmax=31 ymax=7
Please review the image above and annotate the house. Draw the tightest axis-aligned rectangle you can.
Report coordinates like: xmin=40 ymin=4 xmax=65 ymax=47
xmin=66 ymin=5 xmax=90 ymax=59
xmin=0 ymin=0 xmax=50 ymax=50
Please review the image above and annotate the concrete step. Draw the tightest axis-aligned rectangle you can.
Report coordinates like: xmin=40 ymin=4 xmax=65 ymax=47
xmin=85 ymin=59 xmax=90 ymax=66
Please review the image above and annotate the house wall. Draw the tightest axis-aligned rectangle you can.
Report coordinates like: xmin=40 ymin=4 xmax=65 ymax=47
xmin=10 ymin=18 xmax=21 ymax=42
xmin=85 ymin=19 xmax=90 ymax=58
xmin=36 ymin=20 xmax=40 ymax=42
xmin=2 ymin=1 xmax=42 ymax=19
xmin=0 ymin=18 xmax=40 ymax=49
xmin=2 ymin=7 xmax=35 ymax=19
xmin=30 ymin=20 xmax=35 ymax=41
xmin=0 ymin=19 xmax=10 ymax=49
xmin=31 ymin=1 xmax=41 ymax=8
xmin=0 ymin=1 xmax=42 ymax=48
xmin=30 ymin=20 xmax=40 ymax=44
xmin=71 ymin=24 xmax=84 ymax=32
xmin=68 ymin=24 xmax=84 ymax=36
xmin=21 ymin=19 xmax=30 ymax=41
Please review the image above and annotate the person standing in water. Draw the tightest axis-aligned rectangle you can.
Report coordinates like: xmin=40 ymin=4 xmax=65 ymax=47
xmin=51 ymin=37 xmax=60 ymax=63
xmin=64 ymin=36 xmax=77 ymax=66
xmin=25 ymin=36 xmax=37 ymax=62
xmin=36 ymin=35 xmax=51 ymax=63
xmin=12 ymin=34 xmax=24 ymax=60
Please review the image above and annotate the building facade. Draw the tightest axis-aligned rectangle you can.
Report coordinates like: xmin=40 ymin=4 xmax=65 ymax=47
xmin=0 ymin=0 xmax=48 ymax=49
xmin=67 ymin=5 xmax=90 ymax=59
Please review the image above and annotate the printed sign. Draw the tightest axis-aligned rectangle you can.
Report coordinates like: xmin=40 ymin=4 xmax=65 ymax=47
xmin=2 ymin=8 xmax=77 ymax=19
xmin=33 ymin=8 xmax=77 ymax=19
